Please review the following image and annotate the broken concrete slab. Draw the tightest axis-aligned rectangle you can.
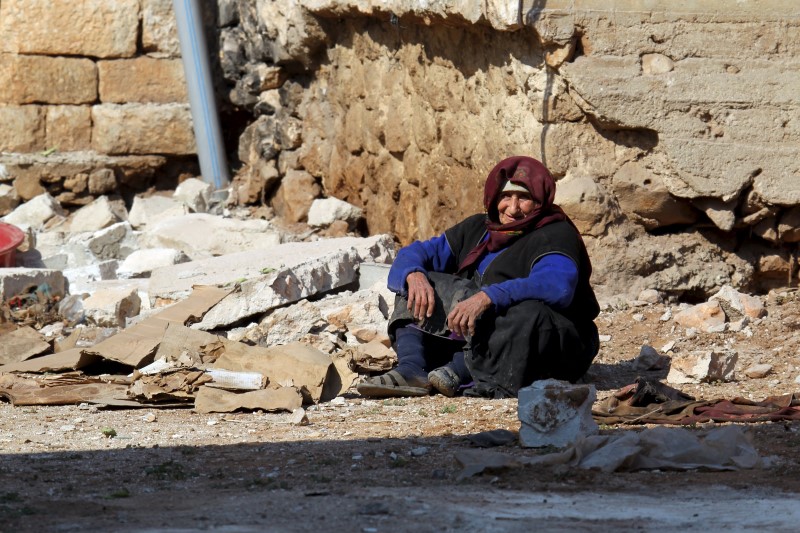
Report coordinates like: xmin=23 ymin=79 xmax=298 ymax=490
xmin=2 ymin=193 xmax=66 ymax=231
xmin=63 ymin=260 xmax=119 ymax=290
xmin=82 ymin=286 xmax=141 ymax=328
xmin=148 ymin=234 xmax=394 ymax=330
xmin=667 ymin=350 xmax=738 ymax=384
xmin=0 ymin=267 xmax=66 ymax=302
xmin=127 ymin=194 xmax=187 ymax=229
xmin=0 ymin=326 xmax=51 ymax=365
xmin=139 ymin=213 xmax=284 ymax=260
xmin=194 ymin=386 xmax=302 ymax=414
xmin=64 ymin=195 xmax=121 ymax=233
xmin=117 ymin=248 xmax=188 ymax=279
xmin=518 ymin=379 xmax=599 ymax=449
xmin=83 ymin=221 xmax=138 ymax=261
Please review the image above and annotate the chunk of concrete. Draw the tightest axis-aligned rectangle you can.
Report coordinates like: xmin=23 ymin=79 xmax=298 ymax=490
xmin=82 ymin=286 xmax=142 ymax=328
xmin=118 ymin=248 xmax=188 ymax=278
xmin=148 ymin=234 xmax=395 ymax=330
xmin=0 ymin=268 xmax=66 ymax=302
xmin=2 ymin=193 xmax=66 ymax=231
xmin=83 ymin=221 xmax=137 ymax=260
xmin=174 ymin=177 xmax=213 ymax=213
xmin=518 ymin=379 xmax=599 ymax=448
xmin=139 ymin=213 xmax=283 ymax=260
xmin=127 ymin=194 xmax=187 ymax=229
xmin=673 ymin=301 xmax=726 ymax=332
xmin=307 ymin=197 xmax=364 ymax=229
xmin=63 ymin=260 xmax=119 ymax=291
xmin=710 ymin=285 xmax=766 ymax=320
xmin=667 ymin=350 xmax=738 ymax=384
xmin=66 ymin=195 xmax=121 ymax=233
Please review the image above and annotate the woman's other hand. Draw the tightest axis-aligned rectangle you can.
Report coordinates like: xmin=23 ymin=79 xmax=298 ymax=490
xmin=447 ymin=291 xmax=492 ymax=337
xmin=406 ymin=272 xmax=435 ymax=321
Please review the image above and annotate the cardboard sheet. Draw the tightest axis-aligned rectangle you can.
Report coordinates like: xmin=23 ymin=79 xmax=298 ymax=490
xmin=0 ymin=348 xmax=98 ymax=373
xmin=0 ymin=326 xmax=51 ymax=364
xmin=194 ymin=386 xmax=302 ymax=414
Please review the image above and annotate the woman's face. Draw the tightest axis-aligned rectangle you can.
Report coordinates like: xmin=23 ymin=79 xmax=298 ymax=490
xmin=497 ymin=190 xmax=538 ymax=224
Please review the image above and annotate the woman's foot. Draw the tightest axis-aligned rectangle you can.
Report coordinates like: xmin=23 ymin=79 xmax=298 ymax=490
xmin=356 ymin=369 xmax=430 ymax=398
xmin=428 ymin=365 xmax=462 ymax=397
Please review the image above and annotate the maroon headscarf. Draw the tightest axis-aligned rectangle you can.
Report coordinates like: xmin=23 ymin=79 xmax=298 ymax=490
xmin=458 ymin=156 xmax=572 ymax=272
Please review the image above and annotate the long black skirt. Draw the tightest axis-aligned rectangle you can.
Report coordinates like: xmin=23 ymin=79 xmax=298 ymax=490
xmin=388 ymin=272 xmax=599 ymax=399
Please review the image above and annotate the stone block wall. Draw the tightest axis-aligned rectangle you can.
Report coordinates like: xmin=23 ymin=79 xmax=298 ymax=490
xmin=0 ymin=0 xmax=194 ymax=207
xmin=220 ymin=0 xmax=800 ymax=298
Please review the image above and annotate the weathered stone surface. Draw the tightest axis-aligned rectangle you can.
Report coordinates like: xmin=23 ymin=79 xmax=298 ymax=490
xmin=0 ymin=106 xmax=45 ymax=152
xmin=0 ymin=0 xmax=139 ymax=57
xmin=555 ymin=175 xmax=618 ymax=237
xmin=140 ymin=213 xmax=283 ymax=260
xmin=66 ymin=196 xmax=121 ymax=233
xmin=118 ymin=248 xmax=188 ymax=279
xmin=98 ymin=58 xmax=188 ymax=104
xmin=667 ymin=350 xmax=738 ymax=384
xmin=13 ymin=175 xmax=45 ymax=202
xmin=46 ymin=106 xmax=92 ymax=152
xmin=744 ymin=363 xmax=772 ymax=379
xmin=2 ymin=193 xmax=65 ymax=231
xmin=82 ymin=287 xmax=141 ymax=328
xmin=673 ymin=301 xmax=727 ymax=333
xmin=128 ymin=195 xmax=188 ymax=229
xmin=271 ymin=170 xmax=321 ymax=223
xmin=307 ymin=197 xmax=364 ymax=229
xmin=84 ymin=222 xmax=137 ymax=261
xmin=0 ymin=55 xmax=97 ymax=105
xmin=0 ymin=268 xmax=65 ymax=302
xmin=148 ymin=234 xmax=395 ymax=330
xmin=141 ymin=0 xmax=181 ymax=57
xmin=611 ymin=162 xmax=697 ymax=230
xmin=518 ymin=379 xmax=599 ymax=448
xmin=174 ymin=178 xmax=213 ymax=213
xmin=92 ymin=104 xmax=196 ymax=155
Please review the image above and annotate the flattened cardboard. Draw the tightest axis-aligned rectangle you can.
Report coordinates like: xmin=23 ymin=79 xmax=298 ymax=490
xmin=0 ymin=348 xmax=98 ymax=373
xmin=0 ymin=373 xmax=130 ymax=406
xmin=0 ymin=326 xmax=51 ymax=365
xmin=83 ymin=285 xmax=231 ymax=368
xmin=194 ymin=386 xmax=302 ymax=414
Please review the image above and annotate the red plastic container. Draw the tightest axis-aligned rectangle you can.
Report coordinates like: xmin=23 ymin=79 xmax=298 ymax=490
xmin=0 ymin=222 xmax=24 ymax=267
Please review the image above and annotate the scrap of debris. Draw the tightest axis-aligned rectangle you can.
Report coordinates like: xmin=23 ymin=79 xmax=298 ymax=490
xmin=0 ymin=185 xmax=398 ymax=413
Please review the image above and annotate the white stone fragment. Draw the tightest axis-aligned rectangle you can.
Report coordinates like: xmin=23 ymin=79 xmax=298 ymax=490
xmin=67 ymin=196 xmax=121 ymax=233
xmin=307 ymin=197 xmax=364 ymax=228
xmin=2 ymin=193 xmax=66 ymax=231
xmin=667 ymin=350 xmax=738 ymax=384
xmin=174 ymin=177 xmax=213 ymax=213
xmin=128 ymin=195 xmax=187 ymax=229
xmin=63 ymin=260 xmax=119 ymax=289
xmin=81 ymin=286 xmax=142 ymax=327
xmin=744 ymin=363 xmax=772 ymax=379
xmin=117 ymin=248 xmax=188 ymax=279
xmin=518 ymin=379 xmax=598 ymax=448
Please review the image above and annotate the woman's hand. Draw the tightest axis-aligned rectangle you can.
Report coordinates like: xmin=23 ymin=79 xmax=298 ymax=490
xmin=447 ymin=291 xmax=492 ymax=337
xmin=406 ymin=272 xmax=435 ymax=321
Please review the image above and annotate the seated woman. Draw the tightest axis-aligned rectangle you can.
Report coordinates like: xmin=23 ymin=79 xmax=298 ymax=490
xmin=357 ymin=156 xmax=600 ymax=399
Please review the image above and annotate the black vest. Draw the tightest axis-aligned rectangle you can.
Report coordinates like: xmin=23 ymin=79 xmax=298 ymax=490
xmin=444 ymin=214 xmax=600 ymax=324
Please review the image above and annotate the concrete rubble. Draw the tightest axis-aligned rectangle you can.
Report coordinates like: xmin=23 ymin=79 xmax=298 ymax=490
xmin=0 ymin=188 xmax=396 ymax=412
xmin=518 ymin=379 xmax=599 ymax=448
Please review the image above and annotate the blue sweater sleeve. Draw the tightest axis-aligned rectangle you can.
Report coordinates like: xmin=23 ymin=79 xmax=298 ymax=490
xmin=387 ymin=234 xmax=456 ymax=296
xmin=481 ymin=253 xmax=578 ymax=311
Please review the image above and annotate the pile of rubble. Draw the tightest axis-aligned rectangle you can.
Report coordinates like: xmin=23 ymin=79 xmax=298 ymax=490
xmin=0 ymin=179 xmax=398 ymax=414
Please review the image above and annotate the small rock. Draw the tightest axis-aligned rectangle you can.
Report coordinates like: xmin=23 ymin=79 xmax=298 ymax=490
xmin=518 ymin=379 xmax=598 ymax=448
xmin=674 ymin=301 xmax=726 ymax=333
xmin=667 ymin=350 xmax=738 ymax=384
xmin=710 ymin=285 xmax=767 ymax=320
xmin=307 ymin=197 xmax=364 ymax=229
xmin=351 ymin=453 xmax=363 ymax=461
xmin=632 ymin=313 xmax=645 ymax=322
xmin=744 ymin=363 xmax=772 ymax=379
xmin=290 ymin=408 xmax=309 ymax=426
xmin=330 ymin=397 xmax=347 ymax=407
xmin=661 ymin=340 xmax=676 ymax=353
xmin=60 ymin=425 xmax=76 ymax=432
xmin=410 ymin=446 xmax=429 ymax=457
xmin=174 ymin=177 xmax=213 ymax=213
xmin=637 ymin=289 xmax=662 ymax=304
xmin=729 ymin=317 xmax=750 ymax=332
xmin=659 ymin=308 xmax=673 ymax=322
xmin=598 ymin=334 xmax=612 ymax=342
xmin=142 ymin=412 xmax=157 ymax=423
xmin=634 ymin=345 xmax=661 ymax=371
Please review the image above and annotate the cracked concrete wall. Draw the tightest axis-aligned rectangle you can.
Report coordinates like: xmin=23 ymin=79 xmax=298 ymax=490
xmin=222 ymin=1 xmax=800 ymax=296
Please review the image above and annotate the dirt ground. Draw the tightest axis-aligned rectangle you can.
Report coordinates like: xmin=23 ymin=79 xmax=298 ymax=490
xmin=2 ymin=290 xmax=800 ymax=532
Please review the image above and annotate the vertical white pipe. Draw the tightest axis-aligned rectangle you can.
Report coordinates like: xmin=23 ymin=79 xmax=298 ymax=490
xmin=173 ymin=0 xmax=230 ymax=189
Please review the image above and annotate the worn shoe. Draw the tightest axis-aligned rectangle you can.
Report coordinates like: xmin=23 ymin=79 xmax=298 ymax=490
xmin=356 ymin=369 xmax=431 ymax=398
xmin=428 ymin=365 xmax=461 ymax=397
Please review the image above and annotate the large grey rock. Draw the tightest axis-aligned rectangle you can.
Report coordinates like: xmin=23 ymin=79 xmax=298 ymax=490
xmin=148 ymin=234 xmax=395 ymax=330
xmin=518 ymin=379 xmax=599 ymax=448
xmin=83 ymin=222 xmax=138 ymax=261
xmin=139 ymin=213 xmax=284 ymax=260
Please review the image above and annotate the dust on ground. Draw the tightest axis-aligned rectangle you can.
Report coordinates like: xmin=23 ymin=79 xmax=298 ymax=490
xmin=2 ymin=291 xmax=800 ymax=532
